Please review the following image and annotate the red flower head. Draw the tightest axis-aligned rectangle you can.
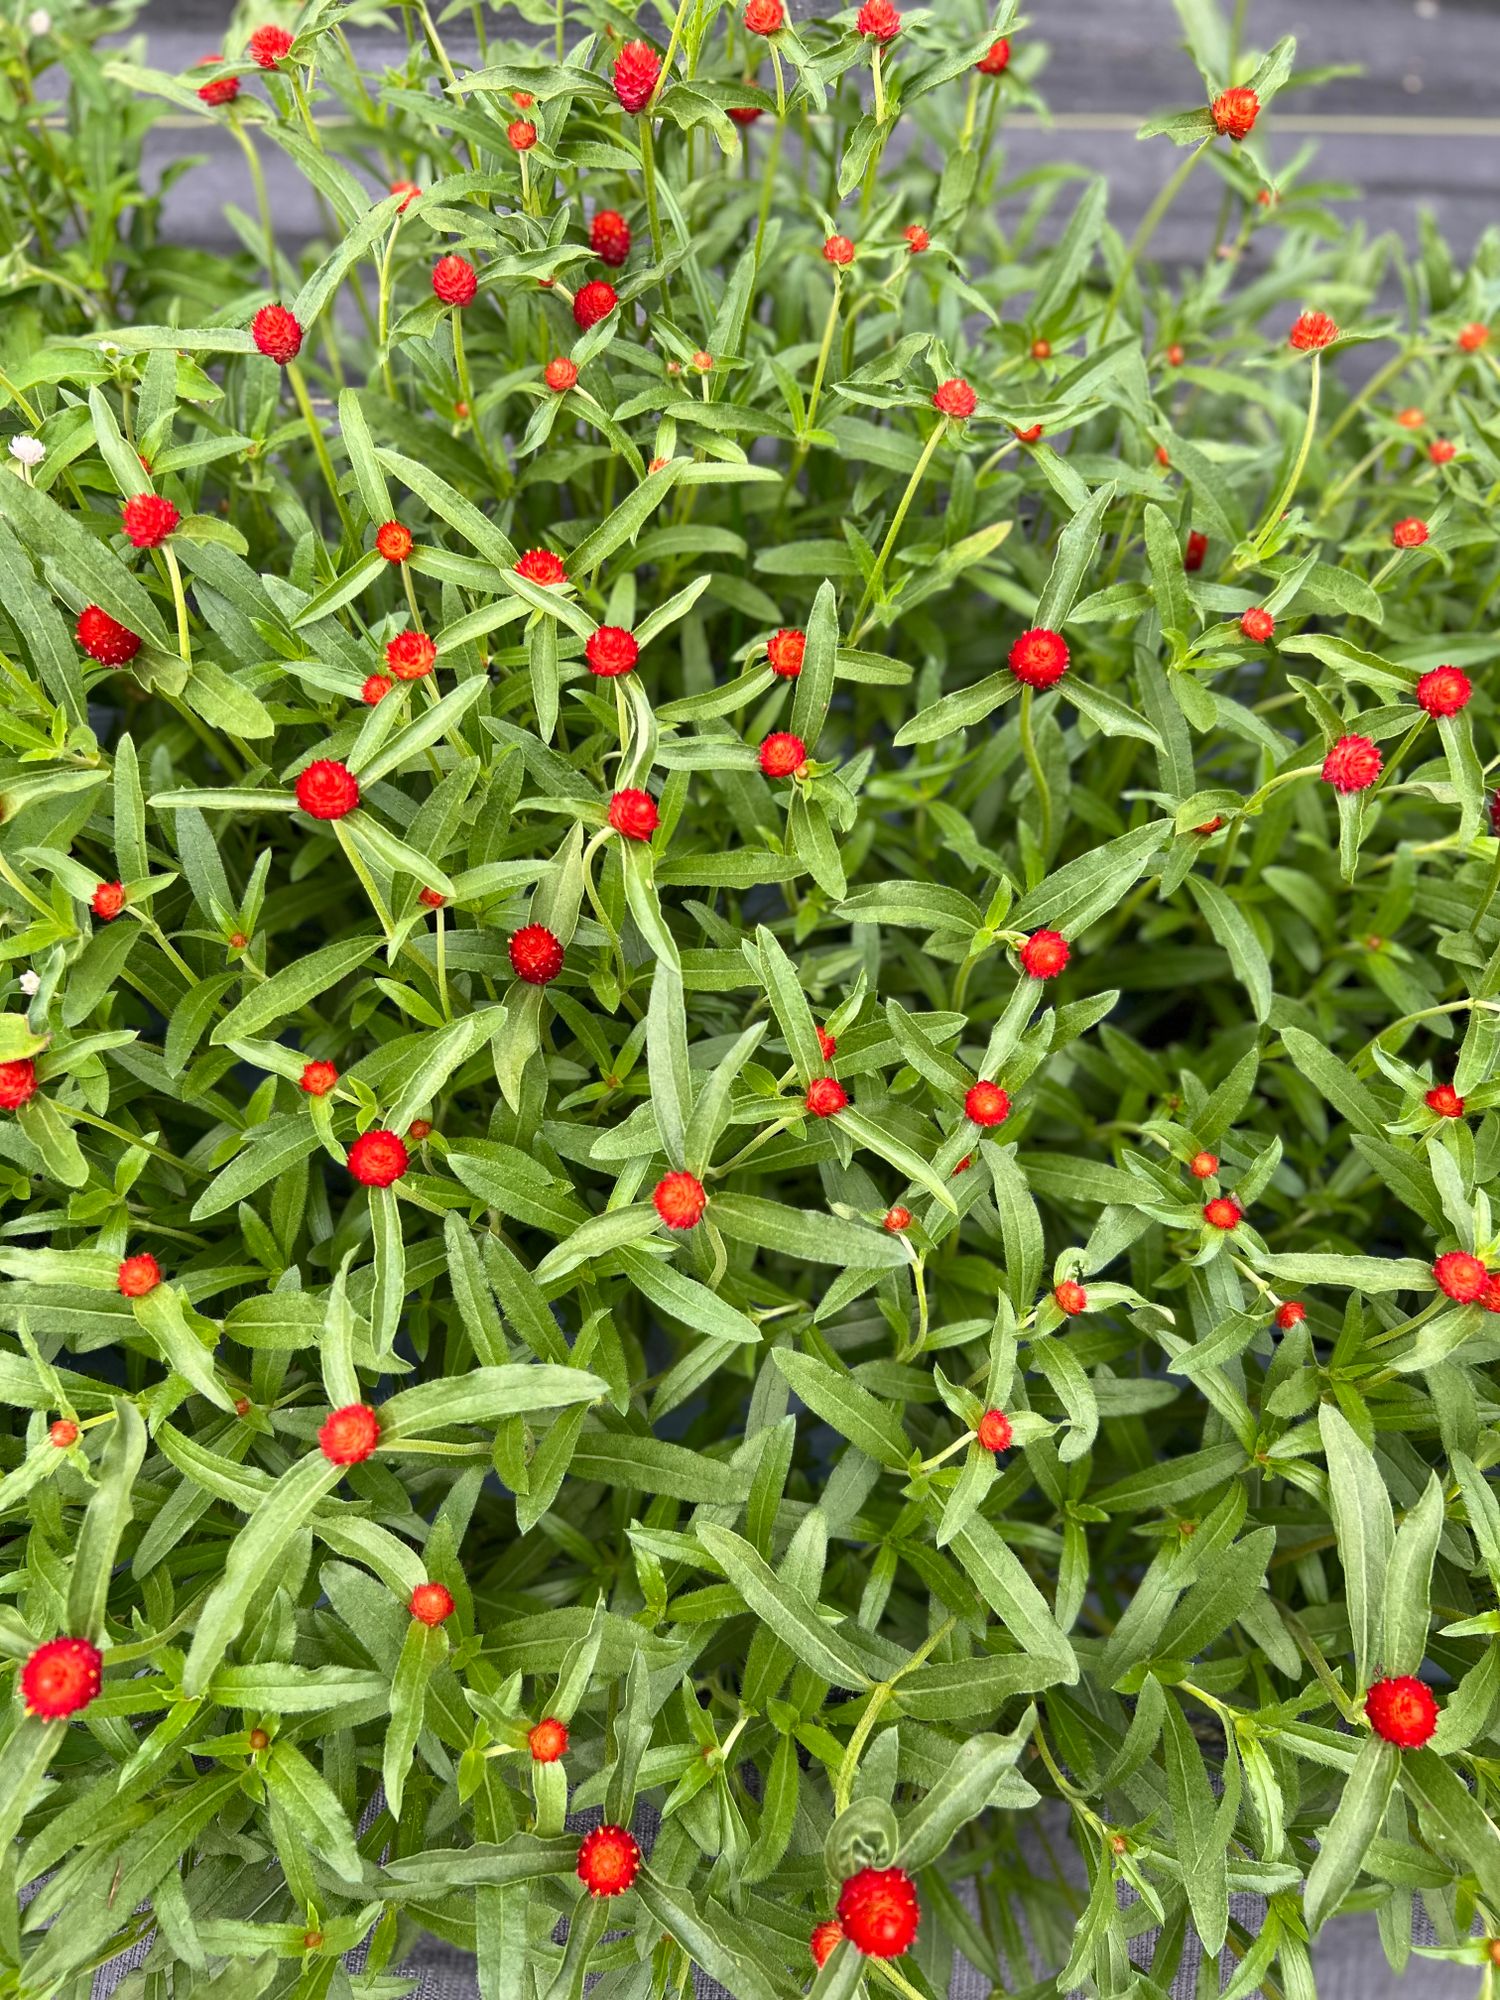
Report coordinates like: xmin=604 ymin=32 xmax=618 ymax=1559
xmin=530 ymin=1716 xmax=569 ymax=1762
xmin=1184 ymin=530 xmax=1208 ymax=572
xmin=247 ymin=24 xmax=294 ymax=66
xmin=0 ymin=1059 xmax=38 ymax=1110
xmin=117 ymin=1252 xmax=161 ymax=1298
xmin=653 ymin=1171 xmax=707 ymax=1230
xmin=837 ymin=1866 xmax=919 ymax=1959
xmin=386 ymin=630 xmax=437 ymax=681
xmin=1365 ymin=1675 xmax=1438 ymax=1748
xmin=391 ymin=180 xmax=421 ymax=212
xmin=952 ymin=1154 xmax=973 ymax=1175
xmin=196 ymin=56 xmax=239 ymax=106
xmin=883 ymin=1205 xmax=912 ymax=1233
xmin=1458 ymin=322 xmax=1490 ymax=352
xmin=408 ymin=1118 xmax=432 ymax=1142
xmin=1396 ymin=407 xmax=1424 ymax=429
xmin=1434 ymin=1250 xmax=1487 ymax=1302
xmin=977 ymin=1408 xmax=1012 ymax=1453
xmin=613 ymin=40 xmax=662 ymax=112
xmin=591 ymin=209 xmax=631 ymax=267
xmin=513 ymin=91 xmax=534 ymax=108
xmin=817 ymin=1027 xmax=837 ymax=1061
xmin=964 ymin=1081 xmax=1010 ymax=1127
xmin=376 ymin=520 xmax=413 ymax=563
xmin=728 ymin=103 xmax=763 ymax=124
xmin=1210 ymin=85 xmax=1259 ymax=140
xmin=410 ymin=1581 xmax=455 ymax=1626
xmin=904 ymin=223 xmax=930 ymax=253
xmin=91 ymin=880 xmax=126 ymax=921
xmin=348 ymin=1129 xmax=409 ymax=1187
xmin=76 ymin=605 xmax=141 ymax=666
xmin=1203 ymin=1195 xmax=1242 ymax=1231
xmin=1166 ymin=343 xmax=1185 ymax=366
xmin=251 ymin=303 xmax=303 ymax=365
xmin=977 ymin=36 xmax=1010 ymax=74
xmin=21 ymin=1637 xmax=103 ymax=1719
xmin=1020 ymin=929 xmax=1069 ymax=979
xmin=1429 ymin=438 xmax=1457 ymax=465
xmin=933 ymin=378 xmax=977 ymax=420
xmin=1194 ymin=816 xmax=1223 ymax=836
xmin=767 ymin=627 xmax=805 ymax=678
xmin=823 ymin=234 xmax=856 ymax=267
xmin=1008 ymin=628 xmax=1069 ymax=689
xmin=1483 ymin=1276 xmax=1500 ymax=1316
xmin=1155 ymin=444 xmax=1171 ymax=467
xmin=295 ymin=759 xmax=360 ymax=820
xmin=810 ymin=1921 xmax=845 ymax=1969
xmin=515 ymin=548 xmax=568 ymax=586
xmin=1321 ymin=735 xmax=1382 ymax=794
xmin=361 ymin=673 xmax=393 ymax=705
xmin=1289 ymin=310 xmax=1339 ymax=352
xmin=1054 ymin=1279 xmax=1088 ymax=1315
xmin=319 ymin=1402 xmax=381 ymax=1465
xmin=1240 ymin=606 xmax=1275 ymax=642
xmin=1392 ymin=517 xmax=1428 ymax=548
xmin=577 ymin=1824 xmax=641 ymax=1897
xmin=1030 ymin=338 xmax=1052 ymax=360
xmin=508 ymin=119 xmax=537 ymax=151
xmin=509 ymin=924 xmax=564 ymax=986
xmin=745 ymin=0 xmax=784 ymax=32
xmin=806 ymin=1077 xmax=848 ymax=1118
xmin=432 ymin=254 xmax=477 ymax=307
xmin=574 ymin=280 xmax=619 ymax=330
xmin=419 ymin=888 xmax=445 ymax=909
xmin=50 ymin=1419 xmax=79 ymax=1448
xmin=1275 ymin=1300 xmax=1306 ymax=1330
xmin=299 ymin=1059 xmax=339 ymax=1096
xmin=1426 ymin=1082 xmax=1465 ymax=1118
xmin=759 ymin=731 xmax=808 ymax=778
xmin=856 ymin=0 xmax=902 ymax=42
xmin=1189 ymin=1151 xmax=1219 ymax=1179
xmin=121 ymin=494 xmax=179 ymax=549
xmin=1014 ymin=423 xmax=1044 ymax=444
xmin=545 ymin=357 xmax=579 ymax=392
xmin=1416 ymin=666 xmax=1470 ymax=717
xmin=585 ymin=626 xmax=639 ymax=678
xmin=608 ymin=788 xmax=659 ymax=840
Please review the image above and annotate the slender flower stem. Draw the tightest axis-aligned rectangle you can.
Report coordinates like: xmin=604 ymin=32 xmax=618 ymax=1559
xmin=1100 ymin=138 xmax=1212 ymax=338
xmin=1019 ymin=687 xmax=1053 ymax=855
xmin=639 ymin=117 xmax=665 ymax=269
xmin=377 ymin=216 xmax=404 ymax=399
xmin=162 ymin=546 xmax=193 ymax=664
xmin=802 ymin=273 xmax=842 ymax=442
xmin=751 ymin=112 xmax=784 ymax=275
xmin=229 ymin=112 xmax=279 ymax=288
xmin=287 ymin=362 xmax=356 ymax=542
xmin=851 ymin=419 xmax=947 ymax=637
xmin=1248 ymin=353 xmax=1321 ymax=556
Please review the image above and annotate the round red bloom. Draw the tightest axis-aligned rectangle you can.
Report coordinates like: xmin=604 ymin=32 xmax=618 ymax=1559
xmin=545 ymin=356 xmax=579 ymax=392
xmin=49 ymin=1418 xmax=79 ymax=1448
xmin=509 ymin=924 xmax=564 ymax=986
xmin=1366 ymin=1675 xmax=1439 ymax=1748
xmin=0 ymin=1059 xmax=38 ymax=1110
xmin=1211 ymin=85 xmax=1259 ymax=140
xmin=837 ymin=1866 xmax=919 ymax=1959
xmin=883 ymin=1205 xmax=912 ymax=1233
xmin=1482 ymin=1276 xmax=1500 ymax=1316
xmin=348 ymin=1129 xmax=409 ymax=1188
xmin=121 ymin=494 xmax=179 ymax=549
xmin=1392 ymin=517 xmax=1428 ymax=549
xmin=745 ymin=0 xmax=784 ymax=32
xmin=295 ymin=759 xmax=360 ymax=820
xmin=608 ymin=788 xmax=659 ymax=840
xmin=251 ymin=303 xmax=303 ymax=365
xmin=817 ymin=1027 xmax=837 ymax=1061
xmin=319 ymin=1402 xmax=381 ymax=1465
xmin=391 ymin=180 xmax=420 ymax=212
xmin=1458 ymin=322 xmax=1490 ymax=352
xmin=410 ymin=1581 xmax=455 ymax=1626
xmin=767 ymin=627 xmax=805 ymax=678
xmin=515 ymin=548 xmax=567 ymax=586
xmin=299 ymin=1059 xmax=338 ymax=1096
xmin=91 ymin=880 xmax=125 ymax=921
xmin=574 ymin=280 xmax=619 ymax=330
xmin=810 ymin=1921 xmax=844 ymax=1969
xmin=1240 ymin=606 xmax=1275 ymax=642
xmin=823 ymin=235 xmax=855 ymax=267
xmin=20 ymin=1637 xmax=103 ymax=1719
xmin=1289 ymin=310 xmax=1339 ymax=352
xmin=1155 ymin=445 xmax=1171 ymax=466
xmin=964 ymin=1081 xmax=1010 ymax=1127
xmin=728 ymin=103 xmax=763 ymax=124
xmin=1031 ymin=338 xmax=1052 ymax=359
xmin=1195 ymin=816 xmax=1223 ymax=836
xmin=1434 ymin=1250 xmax=1487 ymax=1302
xmin=1008 ymin=628 xmax=1069 ymax=689
xmin=855 ymin=0 xmax=902 ymax=42
xmin=408 ymin=1118 xmax=432 ymax=1142
xmin=432 ymin=254 xmax=477 ymax=307
xmin=1166 ymin=343 xmax=1185 ymax=366
xmin=1425 ymin=1082 xmax=1465 ymax=1118
xmin=904 ymin=224 xmax=930 ymax=253
xmin=376 ymin=520 xmax=413 ymax=563
xmin=1429 ymin=438 xmax=1457 ymax=465
xmin=196 ymin=56 xmax=239 ymax=106
xmin=76 ymin=605 xmax=142 ymax=666
xmin=513 ymin=91 xmax=534 ymax=108
xmin=977 ymin=36 xmax=1010 ymax=74
xmin=1054 ymin=1279 xmax=1088 ymax=1315
xmin=1397 ymin=407 xmax=1425 ymax=429
xmin=1014 ymin=423 xmax=1044 ymax=444
xmin=759 ymin=731 xmax=807 ymax=779
xmin=1321 ymin=735 xmax=1382 ymax=794
xmin=1020 ymin=929 xmax=1069 ymax=979
xmin=361 ymin=673 xmax=393 ymax=705
xmin=585 ymin=626 xmax=639 ymax=678
xmin=386 ymin=630 xmax=437 ymax=681
xmin=117 ymin=1253 xmax=161 ymax=1298
xmin=591 ymin=209 xmax=631 ymax=267
xmin=530 ymin=1716 xmax=569 ymax=1762
xmin=577 ymin=1824 xmax=640 ymax=1897
xmin=418 ymin=888 xmax=445 ymax=910
xmin=247 ymin=24 xmax=294 ymax=66
xmin=1274 ymin=1300 xmax=1306 ymax=1330
xmin=1184 ymin=530 xmax=1208 ymax=572
xmin=613 ymin=40 xmax=662 ymax=113
xmin=508 ymin=119 xmax=537 ymax=151
xmin=1189 ymin=1151 xmax=1219 ymax=1179
xmin=806 ymin=1077 xmax=848 ymax=1118
xmin=933 ymin=378 xmax=977 ymax=419
xmin=952 ymin=1154 xmax=973 ymax=1175
xmin=977 ymin=1407 xmax=1012 ymax=1453
xmin=1415 ymin=666 xmax=1471 ymax=717
xmin=653 ymin=1171 xmax=707 ymax=1230
xmin=1203 ymin=1196 xmax=1242 ymax=1231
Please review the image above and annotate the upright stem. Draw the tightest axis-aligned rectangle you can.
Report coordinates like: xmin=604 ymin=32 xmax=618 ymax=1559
xmin=287 ymin=362 xmax=356 ymax=542
xmin=639 ymin=117 xmax=664 ymax=268
xmin=1019 ymin=687 xmax=1053 ymax=856
xmin=751 ymin=113 xmax=784 ymax=275
xmin=162 ymin=546 xmax=193 ymax=664
xmin=229 ymin=113 xmax=279 ymax=288
xmin=1248 ymin=353 xmax=1320 ymax=557
xmin=851 ymin=420 xmax=946 ymax=637
xmin=802 ymin=274 xmax=842 ymax=441
xmin=1100 ymin=138 xmax=1212 ymax=338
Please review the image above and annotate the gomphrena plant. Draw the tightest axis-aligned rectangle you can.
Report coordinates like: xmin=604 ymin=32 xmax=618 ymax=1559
xmin=2 ymin=0 xmax=1500 ymax=1995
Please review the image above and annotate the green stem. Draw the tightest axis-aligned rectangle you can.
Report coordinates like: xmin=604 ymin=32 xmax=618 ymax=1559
xmin=229 ymin=110 xmax=280 ymax=288
xmin=1100 ymin=138 xmax=1212 ymax=338
xmin=851 ymin=419 xmax=946 ymax=637
xmin=751 ymin=112 xmax=784 ymax=276
xmin=1019 ymin=687 xmax=1053 ymax=856
xmin=162 ymin=546 xmax=192 ymax=664
xmin=1248 ymin=352 xmax=1321 ymax=556
xmin=287 ymin=362 xmax=356 ymax=542
xmin=639 ymin=116 xmax=664 ymax=270
xmin=802 ymin=274 xmax=842 ymax=442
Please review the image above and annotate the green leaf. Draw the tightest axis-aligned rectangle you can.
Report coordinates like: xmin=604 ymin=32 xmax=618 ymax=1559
xmin=1304 ymin=1731 xmax=1398 ymax=1932
xmin=1319 ymin=1404 xmax=1394 ymax=1689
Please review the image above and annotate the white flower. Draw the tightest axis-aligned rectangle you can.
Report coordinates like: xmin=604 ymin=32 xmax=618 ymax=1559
xmin=18 ymin=970 xmax=40 ymax=996
xmin=9 ymin=435 xmax=44 ymax=468
xmin=27 ymin=9 xmax=51 ymax=34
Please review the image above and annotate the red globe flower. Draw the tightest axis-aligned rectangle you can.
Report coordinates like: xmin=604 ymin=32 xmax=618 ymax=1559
xmin=0 ymin=1059 xmax=38 ymax=1110
xmin=1203 ymin=1195 xmax=1242 ymax=1230
xmin=745 ymin=0 xmax=784 ymax=31
xmin=295 ymin=759 xmax=360 ymax=819
xmin=1425 ymin=1082 xmax=1465 ymax=1118
xmin=837 ymin=1866 xmax=919 ymax=1959
xmin=1289 ymin=310 xmax=1339 ymax=351
xmin=376 ymin=520 xmax=413 ymax=563
xmin=1458 ymin=322 xmax=1490 ymax=352
xmin=883 ymin=1205 xmax=912 ymax=1233
xmin=574 ymin=280 xmax=619 ymax=330
xmin=1365 ymin=1675 xmax=1438 ymax=1748
xmin=608 ymin=789 xmax=659 ymax=840
xmin=121 ymin=494 xmax=179 ymax=549
xmin=1189 ymin=1151 xmax=1220 ymax=1180
xmin=1184 ymin=529 xmax=1208 ymax=571
xmin=91 ymin=880 xmax=126 ymax=921
xmin=1210 ymin=85 xmax=1259 ymax=140
xmin=766 ymin=627 xmax=805 ymax=677
xmin=977 ymin=1408 xmax=1012 ymax=1453
xmin=432 ymin=254 xmax=477 ymax=307
xmin=251 ymin=303 xmax=303 ymax=365
xmin=1054 ymin=1279 xmax=1088 ymax=1315
xmin=1020 ymin=929 xmax=1069 ymax=978
xmin=507 ymin=119 xmax=537 ymax=151
xmin=195 ymin=55 xmax=239 ymax=106
xmin=904 ymin=223 xmax=930 ymax=253
xmin=728 ymin=104 xmax=762 ymax=124
xmin=1396 ymin=407 xmax=1424 ymax=429
xmin=810 ymin=1921 xmax=844 ymax=1969
xmin=418 ymin=888 xmax=445 ymax=909
xmin=1013 ymin=423 xmax=1044 ymax=444
xmin=1483 ymin=1275 xmax=1500 ymax=1316
xmin=348 ymin=1129 xmax=409 ymax=1187
xmin=515 ymin=548 xmax=567 ymax=585
xmin=823 ymin=234 xmax=856 ymax=267
xmin=1030 ymin=338 xmax=1052 ymax=359
xmin=1429 ymin=438 xmax=1457 ymax=465
xmin=1008 ymin=628 xmax=1069 ymax=689
xmin=21 ymin=1637 xmax=103 ymax=1718
xmin=299 ymin=1059 xmax=338 ymax=1096
xmin=977 ymin=36 xmax=1010 ymax=74
xmin=591 ymin=209 xmax=632 ymax=266
xmin=964 ymin=1081 xmax=1010 ymax=1127
xmin=817 ymin=1027 xmax=837 ymax=1061
xmin=806 ymin=1077 xmax=848 ymax=1118
xmin=545 ymin=357 xmax=579 ymax=392
xmin=76 ymin=605 xmax=141 ymax=665
xmin=855 ymin=0 xmax=902 ymax=42
xmin=1415 ymin=666 xmax=1470 ymax=716
xmin=391 ymin=180 xmax=420 ymax=212
xmin=318 ymin=1402 xmax=380 ymax=1464
xmin=361 ymin=673 xmax=393 ymax=705
xmin=613 ymin=40 xmax=662 ymax=113
xmin=1392 ymin=517 xmax=1428 ymax=549
xmin=1434 ymin=1250 xmax=1487 ymax=1302
xmin=408 ymin=1118 xmax=432 ymax=1142
xmin=50 ymin=1419 xmax=79 ymax=1448
xmin=386 ymin=630 xmax=437 ymax=681
xmin=247 ymin=24 xmax=294 ymax=66
xmin=653 ymin=1171 xmax=707 ymax=1230
xmin=1321 ymin=735 xmax=1382 ymax=793
xmin=410 ymin=1581 xmax=455 ymax=1626
xmin=759 ymin=731 xmax=807 ymax=778
xmin=1166 ymin=343 xmax=1185 ymax=366
xmin=530 ymin=1716 xmax=569 ymax=1762
xmin=117 ymin=1252 xmax=161 ymax=1298
xmin=1240 ymin=606 xmax=1275 ymax=642
xmin=585 ymin=626 xmax=639 ymax=678
xmin=933 ymin=378 xmax=977 ymax=419
xmin=1274 ymin=1300 xmax=1306 ymax=1330
xmin=577 ymin=1824 xmax=640 ymax=1897
xmin=509 ymin=923 xmax=564 ymax=986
